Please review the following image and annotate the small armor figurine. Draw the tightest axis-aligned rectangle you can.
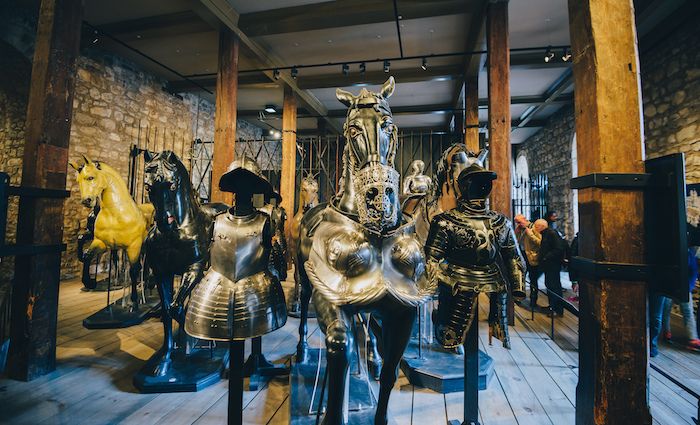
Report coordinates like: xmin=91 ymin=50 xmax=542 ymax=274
xmin=425 ymin=150 xmax=526 ymax=349
xmin=402 ymin=159 xmax=432 ymax=196
xmin=185 ymin=157 xmax=287 ymax=341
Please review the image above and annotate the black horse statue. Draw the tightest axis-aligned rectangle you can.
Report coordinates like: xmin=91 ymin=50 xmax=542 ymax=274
xmin=141 ymin=150 xmax=227 ymax=377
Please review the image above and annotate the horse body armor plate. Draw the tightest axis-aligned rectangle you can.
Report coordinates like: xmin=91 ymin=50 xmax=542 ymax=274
xmin=305 ymin=206 xmax=434 ymax=307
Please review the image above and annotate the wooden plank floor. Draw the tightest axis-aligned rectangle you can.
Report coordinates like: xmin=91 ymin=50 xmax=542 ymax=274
xmin=0 ymin=278 xmax=697 ymax=424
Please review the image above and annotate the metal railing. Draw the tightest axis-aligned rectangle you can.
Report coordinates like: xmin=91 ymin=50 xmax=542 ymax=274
xmin=529 ymin=283 xmax=700 ymax=423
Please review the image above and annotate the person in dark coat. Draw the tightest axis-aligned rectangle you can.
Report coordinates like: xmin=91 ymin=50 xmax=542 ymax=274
xmin=538 ymin=219 xmax=566 ymax=316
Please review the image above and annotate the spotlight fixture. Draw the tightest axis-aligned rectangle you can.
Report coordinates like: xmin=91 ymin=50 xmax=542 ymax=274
xmin=273 ymin=69 xmax=280 ymax=80
xmin=544 ymin=46 xmax=555 ymax=63
xmin=291 ymin=66 xmax=298 ymax=79
xmin=264 ymin=104 xmax=277 ymax=114
xmin=383 ymin=59 xmax=390 ymax=73
xmin=421 ymin=57 xmax=428 ymax=71
xmin=92 ymin=30 xmax=99 ymax=44
xmin=359 ymin=62 xmax=366 ymax=75
xmin=562 ymin=47 xmax=572 ymax=62
xmin=342 ymin=63 xmax=349 ymax=76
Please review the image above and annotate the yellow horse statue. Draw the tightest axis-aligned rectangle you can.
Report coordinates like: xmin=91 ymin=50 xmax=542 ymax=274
xmin=70 ymin=155 xmax=154 ymax=309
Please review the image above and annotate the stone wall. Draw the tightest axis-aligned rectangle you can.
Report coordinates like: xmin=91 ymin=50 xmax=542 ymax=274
xmin=513 ymin=105 xmax=576 ymax=240
xmin=641 ymin=21 xmax=700 ymax=182
xmin=0 ymin=4 xmax=264 ymax=279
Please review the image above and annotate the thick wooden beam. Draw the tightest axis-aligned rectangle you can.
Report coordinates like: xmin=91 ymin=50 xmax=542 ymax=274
xmin=487 ymin=0 xmax=511 ymax=217
xmin=238 ymin=0 xmax=473 ymax=37
xmin=211 ymin=29 xmax=238 ymax=205
xmin=196 ymin=0 xmax=341 ymax=134
xmin=569 ymin=1 xmax=651 ymax=424
xmin=280 ymin=86 xmax=297 ymax=225
xmin=8 ymin=0 xmax=82 ymax=381
xmin=464 ymin=76 xmax=479 ymax=152
xmin=95 ymin=10 xmax=211 ymax=42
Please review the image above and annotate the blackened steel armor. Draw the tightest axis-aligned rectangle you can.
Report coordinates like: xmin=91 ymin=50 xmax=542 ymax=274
xmin=426 ymin=199 xmax=526 ymax=348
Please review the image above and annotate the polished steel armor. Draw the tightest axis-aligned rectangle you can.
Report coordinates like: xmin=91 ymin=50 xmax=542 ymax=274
xmin=185 ymin=157 xmax=287 ymax=341
xmin=305 ymin=204 xmax=431 ymax=307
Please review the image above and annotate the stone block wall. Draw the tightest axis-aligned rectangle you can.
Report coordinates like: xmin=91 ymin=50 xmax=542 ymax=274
xmin=641 ymin=21 xmax=700 ymax=182
xmin=513 ymin=104 xmax=576 ymax=240
xmin=0 ymin=5 xmax=264 ymax=279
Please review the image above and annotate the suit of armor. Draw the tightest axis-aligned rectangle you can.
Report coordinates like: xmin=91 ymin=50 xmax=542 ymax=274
xmin=185 ymin=157 xmax=287 ymax=341
xmin=425 ymin=154 xmax=525 ymax=349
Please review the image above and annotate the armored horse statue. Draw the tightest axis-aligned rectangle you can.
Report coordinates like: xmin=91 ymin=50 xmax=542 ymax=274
xmin=141 ymin=150 xmax=227 ymax=376
xmin=296 ymin=77 xmax=435 ymax=425
xmin=70 ymin=156 xmax=154 ymax=307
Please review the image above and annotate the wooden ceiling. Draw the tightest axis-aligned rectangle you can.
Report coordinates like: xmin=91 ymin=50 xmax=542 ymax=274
xmin=76 ymin=0 xmax=685 ymax=141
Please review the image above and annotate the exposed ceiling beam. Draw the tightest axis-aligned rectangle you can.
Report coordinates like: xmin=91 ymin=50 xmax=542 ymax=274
xmin=236 ymin=98 xmax=571 ymax=120
xmin=297 ymin=65 xmax=462 ymax=90
xmin=515 ymin=69 xmax=573 ymax=129
xmin=96 ymin=11 xmax=211 ymax=42
xmin=238 ymin=0 xmax=477 ymax=37
xmin=167 ymin=73 xmax=274 ymax=92
xmin=193 ymin=0 xmax=342 ymax=134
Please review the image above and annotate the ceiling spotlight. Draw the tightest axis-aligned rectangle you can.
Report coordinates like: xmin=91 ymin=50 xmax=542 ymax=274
xmin=342 ymin=63 xmax=349 ymax=76
xmin=544 ymin=46 xmax=555 ymax=63
xmin=383 ymin=59 xmax=390 ymax=73
xmin=264 ymin=104 xmax=277 ymax=114
xmin=562 ymin=47 xmax=572 ymax=62
xmin=91 ymin=30 xmax=99 ymax=44
xmin=273 ymin=69 xmax=280 ymax=80
xmin=291 ymin=66 xmax=298 ymax=79
xmin=359 ymin=62 xmax=366 ymax=75
xmin=421 ymin=57 xmax=428 ymax=71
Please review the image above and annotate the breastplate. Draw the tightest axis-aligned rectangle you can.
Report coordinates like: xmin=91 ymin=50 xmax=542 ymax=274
xmin=305 ymin=206 xmax=434 ymax=306
xmin=210 ymin=212 xmax=269 ymax=282
xmin=432 ymin=210 xmax=506 ymax=293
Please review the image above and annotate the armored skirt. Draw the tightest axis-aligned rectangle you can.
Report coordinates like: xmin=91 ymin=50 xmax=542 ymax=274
xmin=185 ymin=211 xmax=287 ymax=341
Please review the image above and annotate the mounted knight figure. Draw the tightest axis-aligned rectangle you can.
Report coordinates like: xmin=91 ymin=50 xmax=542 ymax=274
xmin=296 ymin=77 xmax=436 ymax=425
xmin=141 ymin=150 xmax=227 ymax=377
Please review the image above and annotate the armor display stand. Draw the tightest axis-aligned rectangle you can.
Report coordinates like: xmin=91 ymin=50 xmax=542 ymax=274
xmin=229 ymin=339 xmax=245 ymax=425
xmin=449 ymin=298 xmax=480 ymax=425
xmin=290 ymin=317 xmax=377 ymax=425
xmin=244 ymin=336 xmax=289 ymax=391
xmin=83 ymin=250 xmax=159 ymax=329
xmin=400 ymin=301 xmax=494 ymax=393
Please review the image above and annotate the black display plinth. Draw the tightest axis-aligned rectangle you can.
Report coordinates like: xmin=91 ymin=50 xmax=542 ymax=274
xmin=290 ymin=348 xmax=376 ymax=425
xmin=80 ymin=277 xmax=125 ymax=292
xmin=133 ymin=342 xmax=228 ymax=393
xmin=400 ymin=340 xmax=494 ymax=393
xmin=243 ymin=336 xmax=289 ymax=391
xmin=82 ymin=289 xmax=160 ymax=329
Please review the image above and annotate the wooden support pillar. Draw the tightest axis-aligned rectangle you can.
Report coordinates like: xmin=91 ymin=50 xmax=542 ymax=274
xmin=487 ymin=0 xmax=511 ymax=218
xmin=464 ymin=76 xmax=480 ymax=153
xmin=211 ymin=29 xmax=239 ymax=205
xmin=568 ymin=1 xmax=651 ymax=424
xmin=280 ymin=86 xmax=297 ymax=224
xmin=8 ymin=0 xmax=82 ymax=381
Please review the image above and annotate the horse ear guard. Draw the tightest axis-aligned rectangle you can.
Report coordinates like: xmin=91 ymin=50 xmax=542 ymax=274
xmin=380 ymin=76 xmax=395 ymax=99
xmin=336 ymin=88 xmax=354 ymax=107
xmin=144 ymin=150 xmax=154 ymax=163
xmin=69 ymin=161 xmax=83 ymax=172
